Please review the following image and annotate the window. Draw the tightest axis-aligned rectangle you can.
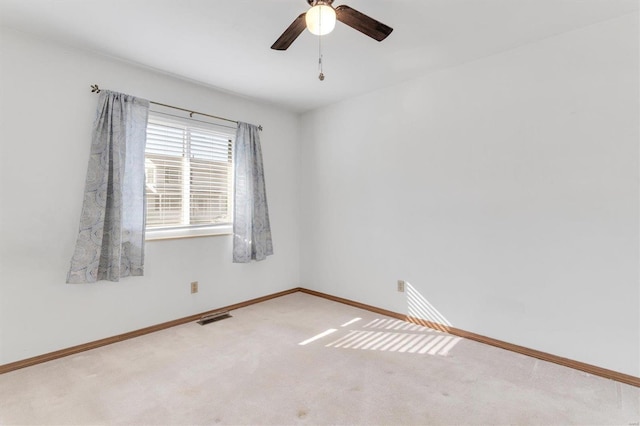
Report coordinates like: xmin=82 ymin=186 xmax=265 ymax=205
xmin=144 ymin=111 xmax=234 ymax=240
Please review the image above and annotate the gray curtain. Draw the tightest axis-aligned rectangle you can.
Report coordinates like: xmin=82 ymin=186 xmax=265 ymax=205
xmin=233 ymin=122 xmax=273 ymax=262
xmin=67 ymin=90 xmax=149 ymax=283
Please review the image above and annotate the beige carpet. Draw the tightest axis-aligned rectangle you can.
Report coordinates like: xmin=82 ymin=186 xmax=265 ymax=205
xmin=0 ymin=292 xmax=638 ymax=425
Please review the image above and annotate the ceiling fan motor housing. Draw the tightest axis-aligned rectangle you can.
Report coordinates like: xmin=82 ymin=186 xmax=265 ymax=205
xmin=307 ymin=0 xmax=334 ymax=6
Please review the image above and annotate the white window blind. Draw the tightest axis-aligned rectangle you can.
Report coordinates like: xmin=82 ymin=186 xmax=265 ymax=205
xmin=145 ymin=111 xmax=234 ymax=237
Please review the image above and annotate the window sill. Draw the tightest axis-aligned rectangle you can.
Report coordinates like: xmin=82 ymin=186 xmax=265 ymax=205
xmin=146 ymin=225 xmax=232 ymax=241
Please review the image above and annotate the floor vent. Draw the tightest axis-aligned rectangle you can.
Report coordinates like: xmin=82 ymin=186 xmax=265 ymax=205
xmin=197 ymin=311 xmax=232 ymax=325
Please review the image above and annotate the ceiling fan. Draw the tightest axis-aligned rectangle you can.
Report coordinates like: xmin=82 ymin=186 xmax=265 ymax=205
xmin=271 ymin=0 xmax=393 ymax=51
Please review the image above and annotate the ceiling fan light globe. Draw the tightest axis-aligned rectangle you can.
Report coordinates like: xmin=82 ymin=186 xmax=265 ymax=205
xmin=305 ymin=4 xmax=336 ymax=36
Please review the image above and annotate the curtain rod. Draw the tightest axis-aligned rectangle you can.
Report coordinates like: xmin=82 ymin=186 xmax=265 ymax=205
xmin=90 ymin=84 xmax=262 ymax=131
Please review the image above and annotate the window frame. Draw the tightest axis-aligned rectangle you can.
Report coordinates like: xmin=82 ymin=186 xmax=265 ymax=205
xmin=144 ymin=109 xmax=235 ymax=241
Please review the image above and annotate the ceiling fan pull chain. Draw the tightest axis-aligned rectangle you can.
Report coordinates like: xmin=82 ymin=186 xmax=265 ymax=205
xmin=318 ymin=31 xmax=325 ymax=81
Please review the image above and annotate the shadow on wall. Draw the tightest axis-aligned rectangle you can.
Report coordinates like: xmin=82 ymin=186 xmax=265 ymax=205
xmin=406 ymin=282 xmax=452 ymax=333
xmin=298 ymin=313 xmax=461 ymax=357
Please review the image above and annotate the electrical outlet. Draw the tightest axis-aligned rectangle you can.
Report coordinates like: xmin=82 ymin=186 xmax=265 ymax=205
xmin=397 ymin=280 xmax=405 ymax=292
xmin=191 ymin=281 xmax=199 ymax=294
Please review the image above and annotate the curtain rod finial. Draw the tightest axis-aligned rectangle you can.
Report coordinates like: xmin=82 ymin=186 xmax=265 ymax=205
xmin=259 ymin=125 xmax=263 ymax=131
xmin=90 ymin=84 xmax=101 ymax=93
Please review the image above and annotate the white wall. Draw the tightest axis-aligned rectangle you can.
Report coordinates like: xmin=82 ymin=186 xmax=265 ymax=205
xmin=300 ymin=13 xmax=639 ymax=377
xmin=0 ymin=28 xmax=300 ymax=364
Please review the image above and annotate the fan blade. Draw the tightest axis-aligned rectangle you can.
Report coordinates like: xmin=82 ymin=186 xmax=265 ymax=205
xmin=271 ymin=13 xmax=307 ymax=50
xmin=335 ymin=5 xmax=393 ymax=42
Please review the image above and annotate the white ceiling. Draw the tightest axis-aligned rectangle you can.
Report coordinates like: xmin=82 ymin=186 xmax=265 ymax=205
xmin=0 ymin=0 xmax=637 ymax=112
